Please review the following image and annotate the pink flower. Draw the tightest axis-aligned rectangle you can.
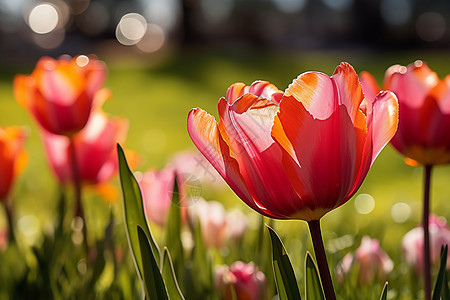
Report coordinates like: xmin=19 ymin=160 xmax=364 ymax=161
xmin=402 ymin=215 xmax=450 ymax=274
xmin=215 ymin=261 xmax=267 ymax=300
xmin=42 ymin=90 xmax=128 ymax=186
xmin=337 ymin=236 xmax=393 ymax=285
xmin=137 ymin=166 xmax=176 ymax=227
xmin=14 ymin=55 xmax=106 ymax=136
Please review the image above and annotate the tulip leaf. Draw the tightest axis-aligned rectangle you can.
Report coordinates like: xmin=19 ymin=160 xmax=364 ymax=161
xmin=117 ymin=144 xmax=160 ymax=281
xmin=432 ymin=245 xmax=449 ymax=300
xmin=137 ymin=225 xmax=168 ymax=300
xmin=304 ymin=252 xmax=325 ymax=300
xmin=162 ymin=247 xmax=185 ymax=300
xmin=380 ymin=282 xmax=388 ymax=300
xmin=165 ymin=175 xmax=184 ymax=280
xmin=267 ymin=225 xmax=301 ymax=300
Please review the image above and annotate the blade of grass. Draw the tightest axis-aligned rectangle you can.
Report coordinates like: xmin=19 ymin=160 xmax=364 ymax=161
xmin=305 ymin=252 xmax=325 ymax=300
xmin=162 ymin=247 xmax=185 ymax=300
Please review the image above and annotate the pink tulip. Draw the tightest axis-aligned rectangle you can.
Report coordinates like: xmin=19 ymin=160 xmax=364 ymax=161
xmin=402 ymin=215 xmax=450 ymax=274
xmin=188 ymin=63 xmax=399 ymax=221
xmin=137 ymin=166 xmax=176 ymax=226
xmin=14 ymin=55 xmax=106 ymax=136
xmin=189 ymin=198 xmax=228 ymax=248
xmin=0 ymin=127 xmax=27 ymax=201
xmin=215 ymin=261 xmax=267 ymax=300
xmin=42 ymin=90 xmax=128 ymax=186
xmin=337 ymin=236 xmax=393 ymax=285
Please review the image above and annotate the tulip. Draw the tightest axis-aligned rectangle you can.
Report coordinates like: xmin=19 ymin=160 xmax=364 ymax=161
xmin=337 ymin=236 xmax=393 ymax=285
xmin=362 ymin=61 xmax=450 ymax=300
xmin=189 ymin=198 xmax=228 ymax=249
xmin=14 ymin=55 xmax=106 ymax=136
xmin=42 ymin=90 xmax=128 ymax=189
xmin=0 ymin=126 xmax=27 ymax=245
xmin=402 ymin=215 xmax=450 ymax=274
xmin=188 ymin=63 xmax=398 ymax=298
xmin=0 ymin=127 xmax=27 ymax=201
xmin=215 ymin=261 xmax=267 ymax=300
xmin=137 ymin=166 xmax=176 ymax=226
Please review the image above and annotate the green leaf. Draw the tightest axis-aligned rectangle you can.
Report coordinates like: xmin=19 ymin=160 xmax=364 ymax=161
xmin=304 ymin=252 xmax=325 ymax=300
xmin=267 ymin=225 xmax=301 ymax=300
xmin=380 ymin=281 xmax=388 ymax=300
xmin=165 ymin=175 xmax=185 ymax=278
xmin=433 ymin=245 xmax=448 ymax=300
xmin=137 ymin=225 xmax=168 ymax=300
xmin=162 ymin=247 xmax=185 ymax=300
xmin=117 ymin=144 xmax=160 ymax=281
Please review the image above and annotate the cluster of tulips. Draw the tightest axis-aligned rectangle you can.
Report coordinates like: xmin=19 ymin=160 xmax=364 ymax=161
xmin=1 ymin=54 xmax=450 ymax=299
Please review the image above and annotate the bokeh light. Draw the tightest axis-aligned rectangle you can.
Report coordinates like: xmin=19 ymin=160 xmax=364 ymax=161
xmin=271 ymin=0 xmax=307 ymax=14
xmin=28 ymin=3 xmax=59 ymax=34
xmin=200 ymin=0 xmax=234 ymax=23
xmin=116 ymin=13 xmax=147 ymax=46
xmin=391 ymin=202 xmax=412 ymax=223
xmin=322 ymin=0 xmax=353 ymax=12
xmin=136 ymin=23 xmax=166 ymax=53
xmin=380 ymin=0 xmax=412 ymax=26
xmin=416 ymin=12 xmax=446 ymax=42
xmin=354 ymin=193 xmax=375 ymax=215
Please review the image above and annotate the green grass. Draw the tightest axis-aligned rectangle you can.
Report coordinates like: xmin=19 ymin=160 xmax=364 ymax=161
xmin=2 ymin=48 xmax=450 ymax=299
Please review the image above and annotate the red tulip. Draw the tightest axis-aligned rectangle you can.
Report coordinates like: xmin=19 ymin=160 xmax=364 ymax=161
xmin=215 ymin=261 xmax=267 ymax=300
xmin=0 ymin=127 xmax=27 ymax=201
xmin=383 ymin=61 xmax=450 ymax=165
xmin=42 ymin=90 xmax=128 ymax=186
xmin=187 ymin=63 xmax=398 ymax=221
xmin=14 ymin=55 xmax=106 ymax=136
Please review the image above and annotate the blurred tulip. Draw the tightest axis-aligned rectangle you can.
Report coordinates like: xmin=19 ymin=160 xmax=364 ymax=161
xmin=226 ymin=209 xmax=249 ymax=242
xmin=187 ymin=62 xmax=398 ymax=221
xmin=384 ymin=61 xmax=450 ymax=165
xmin=402 ymin=215 xmax=450 ymax=274
xmin=215 ymin=261 xmax=267 ymax=300
xmin=14 ymin=55 xmax=106 ymax=136
xmin=337 ymin=236 xmax=393 ymax=285
xmin=0 ymin=127 xmax=27 ymax=201
xmin=137 ymin=166 xmax=176 ymax=226
xmin=189 ymin=198 xmax=228 ymax=248
xmin=42 ymin=93 xmax=128 ymax=187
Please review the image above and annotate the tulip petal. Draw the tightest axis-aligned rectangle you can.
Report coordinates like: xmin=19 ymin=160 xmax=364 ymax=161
xmin=187 ymin=108 xmax=266 ymax=215
xmin=368 ymin=91 xmax=399 ymax=161
xmin=273 ymin=96 xmax=366 ymax=216
xmin=359 ymin=71 xmax=380 ymax=104
xmin=331 ymin=62 xmax=365 ymax=123
xmin=218 ymin=94 xmax=303 ymax=218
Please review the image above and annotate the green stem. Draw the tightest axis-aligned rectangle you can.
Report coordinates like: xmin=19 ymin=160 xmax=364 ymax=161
xmin=2 ymin=197 xmax=15 ymax=245
xmin=308 ymin=219 xmax=336 ymax=300
xmin=69 ymin=138 xmax=88 ymax=254
xmin=423 ymin=165 xmax=432 ymax=300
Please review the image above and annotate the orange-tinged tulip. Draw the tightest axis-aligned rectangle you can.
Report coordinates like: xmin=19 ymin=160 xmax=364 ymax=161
xmin=41 ymin=92 xmax=128 ymax=186
xmin=14 ymin=55 xmax=106 ymax=136
xmin=383 ymin=60 xmax=450 ymax=165
xmin=0 ymin=127 xmax=27 ymax=201
xmin=187 ymin=63 xmax=399 ymax=221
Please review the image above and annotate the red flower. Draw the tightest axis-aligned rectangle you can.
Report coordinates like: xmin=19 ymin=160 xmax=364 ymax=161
xmin=188 ymin=63 xmax=398 ymax=221
xmin=14 ymin=55 xmax=106 ymax=136
xmin=384 ymin=61 xmax=450 ymax=165
xmin=42 ymin=90 xmax=128 ymax=186
xmin=0 ymin=127 xmax=27 ymax=201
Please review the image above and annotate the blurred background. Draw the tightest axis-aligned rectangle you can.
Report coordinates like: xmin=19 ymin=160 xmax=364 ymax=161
xmin=1 ymin=0 xmax=450 ymax=65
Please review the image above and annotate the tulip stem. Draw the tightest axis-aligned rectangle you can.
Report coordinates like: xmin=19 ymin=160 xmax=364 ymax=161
xmin=423 ymin=165 xmax=432 ymax=300
xmin=2 ymin=198 xmax=15 ymax=245
xmin=308 ymin=219 xmax=336 ymax=300
xmin=69 ymin=138 xmax=88 ymax=254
